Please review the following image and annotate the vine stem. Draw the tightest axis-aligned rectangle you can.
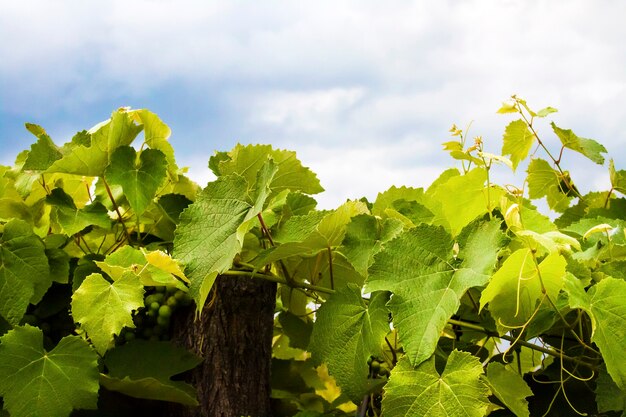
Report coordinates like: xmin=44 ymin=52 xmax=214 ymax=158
xmin=447 ymin=318 xmax=595 ymax=369
xmin=222 ymin=269 xmax=334 ymax=295
xmin=530 ymin=251 xmax=600 ymax=355
xmin=102 ymin=178 xmax=130 ymax=240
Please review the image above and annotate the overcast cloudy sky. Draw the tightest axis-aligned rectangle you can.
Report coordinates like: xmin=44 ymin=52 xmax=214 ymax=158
xmin=1 ymin=1 xmax=625 ymax=208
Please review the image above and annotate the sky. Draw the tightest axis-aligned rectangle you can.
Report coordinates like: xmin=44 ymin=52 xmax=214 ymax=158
xmin=1 ymin=0 xmax=625 ymax=209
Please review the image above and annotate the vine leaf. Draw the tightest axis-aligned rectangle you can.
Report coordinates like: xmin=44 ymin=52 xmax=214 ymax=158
xmin=427 ymin=167 xmax=502 ymax=236
xmin=566 ymin=276 xmax=626 ymax=390
xmin=71 ymin=272 xmax=144 ymax=354
xmin=485 ymin=362 xmax=532 ymax=417
xmin=46 ymin=188 xmax=111 ymax=235
xmin=0 ymin=325 xmax=99 ymax=417
xmin=527 ymin=158 xmax=573 ymax=212
xmin=308 ymin=285 xmax=390 ymax=402
xmin=595 ymin=366 xmax=626 ymax=415
xmin=480 ymin=249 xmax=566 ymax=334
xmin=609 ymin=159 xmax=626 ymax=195
xmin=130 ymin=109 xmax=179 ymax=179
xmin=105 ymin=146 xmax=168 ymax=216
xmin=366 ymin=220 xmax=505 ymax=366
xmin=100 ymin=340 xmax=202 ymax=406
xmin=382 ymin=350 xmax=490 ymax=417
xmin=95 ymin=246 xmax=188 ymax=289
xmin=211 ymin=143 xmax=324 ymax=197
xmin=0 ymin=219 xmax=51 ymax=325
xmin=339 ymin=214 xmax=404 ymax=278
xmin=255 ymin=201 xmax=369 ymax=269
xmin=174 ymin=160 xmax=278 ymax=311
xmin=551 ymin=122 xmax=607 ymax=165
xmin=22 ymin=124 xmax=63 ymax=170
xmin=47 ymin=109 xmax=143 ymax=176
xmin=372 ymin=186 xmax=425 ymax=217
xmin=502 ymin=119 xmax=534 ymax=171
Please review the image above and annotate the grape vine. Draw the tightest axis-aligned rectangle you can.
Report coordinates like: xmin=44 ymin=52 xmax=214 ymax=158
xmin=0 ymin=98 xmax=625 ymax=417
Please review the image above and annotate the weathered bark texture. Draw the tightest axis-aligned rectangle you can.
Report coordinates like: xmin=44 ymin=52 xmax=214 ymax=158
xmin=170 ymin=275 xmax=277 ymax=417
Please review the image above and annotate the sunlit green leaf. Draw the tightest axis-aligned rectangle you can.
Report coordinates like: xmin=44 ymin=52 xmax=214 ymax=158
xmin=551 ymin=122 xmax=606 ymax=165
xmin=105 ymin=146 xmax=167 ymax=216
xmin=382 ymin=350 xmax=490 ymax=417
xmin=367 ymin=220 xmax=505 ymax=365
xmin=481 ymin=249 xmax=565 ymax=333
xmin=502 ymin=119 xmax=534 ymax=171
xmin=47 ymin=109 xmax=143 ymax=176
xmin=71 ymin=272 xmax=144 ymax=354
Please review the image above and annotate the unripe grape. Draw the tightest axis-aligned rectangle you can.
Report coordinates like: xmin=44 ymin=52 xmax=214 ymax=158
xmin=150 ymin=302 xmax=160 ymax=311
xmin=166 ymin=296 xmax=177 ymax=308
xmin=158 ymin=305 xmax=172 ymax=318
xmin=125 ymin=332 xmax=136 ymax=342
xmin=166 ymin=286 xmax=177 ymax=295
xmin=156 ymin=286 xmax=166 ymax=293
xmin=156 ymin=315 xmax=170 ymax=327
xmin=370 ymin=361 xmax=381 ymax=373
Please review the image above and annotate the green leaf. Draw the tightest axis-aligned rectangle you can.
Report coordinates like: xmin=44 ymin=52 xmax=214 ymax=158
xmin=100 ymin=340 xmax=202 ymax=405
xmin=22 ymin=124 xmax=63 ymax=170
xmin=105 ymin=146 xmax=168 ymax=216
xmin=71 ymin=272 xmax=144 ymax=354
xmin=372 ymin=186 xmax=425 ymax=218
xmin=497 ymin=101 xmax=518 ymax=114
xmin=0 ymin=219 xmax=51 ymax=325
xmin=502 ymin=119 xmax=534 ymax=171
xmin=595 ymin=366 xmax=626 ymax=415
xmin=536 ymin=106 xmax=558 ymax=118
xmin=339 ymin=214 xmax=404 ymax=278
xmin=47 ymin=109 xmax=143 ymax=176
xmin=308 ymin=285 xmax=390 ymax=402
xmin=610 ymin=159 xmax=626 ymax=195
xmin=366 ymin=220 xmax=505 ymax=365
xmin=566 ymin=277 xmax=626 ymax=390
xmin=428 ymin=167 xmax=501 ymax=236
xmin=46 ymin=188 xmax=111 ymax=235
xmin=215 ymin=144 xmax=323 ymax=196
xmin=551 ymin=122 xmax=607 ymax=165
xmin=0 ymin=325 xmax=99 ymax=417
xmin=174 ymin=162 xmax=278 ymax=311
xmin=129 ymin=109 xmax=179 ymax=179
xmin=486 ymin=362 xmax=532 ymax=417
xmin=527 ymin=158 xmax=573 ymax=212
xmin=481 ymin=249 xmax=566 ymax=333
xmin=317 ymin=200 xmax=370 ymax=247
xmin=382 ymin=350 xmax=490 ymax=417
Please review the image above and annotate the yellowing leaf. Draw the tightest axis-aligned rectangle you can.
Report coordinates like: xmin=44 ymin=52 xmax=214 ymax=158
xmin=143 ymin=249 xmax=189 ymax=283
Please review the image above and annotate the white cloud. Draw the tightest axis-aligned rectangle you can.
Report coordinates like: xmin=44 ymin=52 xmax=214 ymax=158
xmin=2 ymin=0 xmax=626 ymax=208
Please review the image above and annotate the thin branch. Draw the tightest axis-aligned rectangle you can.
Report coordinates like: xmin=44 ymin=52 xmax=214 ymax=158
xmin=102 ymin=178 xmax=130 ymax=240
xmin=222 ymin=269 xmax=334 ymax=295
xmin=448 ymin=318 xmax=596 ymax=369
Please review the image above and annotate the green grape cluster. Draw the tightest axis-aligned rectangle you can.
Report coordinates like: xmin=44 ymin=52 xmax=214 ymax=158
xmin=367 ymin=356 xmax=391 ymax=378
xmin=119 ymin=286 xmax=192 ymax=344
